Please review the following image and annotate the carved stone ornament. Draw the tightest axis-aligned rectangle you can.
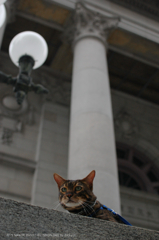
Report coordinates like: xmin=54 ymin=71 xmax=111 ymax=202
xmin=0 ymin=87 xmax=36 ymax=145
xmin=34 ymin=70 xmax=71 ymax=106
xmin=0 ymin=116 xmax=23 ymax=145
xmin=64 ymin=1 xmax=120 ymax=46
xmin=115 ymin=110 xmax=138 ymax=140
xmin=0 ymin=128 xmax=13 ymax=145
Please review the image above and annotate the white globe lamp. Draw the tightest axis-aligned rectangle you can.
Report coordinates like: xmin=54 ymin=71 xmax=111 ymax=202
xmin=9 ymin=31 xmax=48 ymax=69
xmin=0 ymin=31 xmax=49 ymax=105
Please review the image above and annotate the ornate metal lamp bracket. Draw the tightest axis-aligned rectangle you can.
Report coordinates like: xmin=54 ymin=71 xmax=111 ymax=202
xmin=0 ymin=55 xmax=48 ymax=105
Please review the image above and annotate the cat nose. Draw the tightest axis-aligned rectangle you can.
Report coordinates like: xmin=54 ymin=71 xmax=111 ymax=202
xmin=66 ymin=193 xmax=73 ymax=198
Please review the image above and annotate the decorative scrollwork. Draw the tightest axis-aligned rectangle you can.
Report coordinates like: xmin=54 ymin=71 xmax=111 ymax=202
xmin=115 ymin=110 xmax=138 ymax=140
xmin=63 ymin=1 xmax=120 ymax=46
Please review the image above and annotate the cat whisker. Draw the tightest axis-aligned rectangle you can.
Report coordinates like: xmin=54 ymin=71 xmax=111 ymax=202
xmin=82 ymin=201 xmax=94 ymax=209
xmin=53 ymin=202 xmax=61 ymax=210
xmin=82 ymin=202 xmax=93 ymax=211
xmin=83 ymin=204 xmax=93 ymax=216
xmin=52 ymin=201 xmax=60 ymax=209
xmin=52 ymin=200 xmax=60 ymax=207
xmin=83 ymin=206 xmax=90 ymax=215
xmin=84 ymin=199 xmax=97 ymax=204
xmin=80 ymin=204 xmax=90 ymax=216
xmin=78 ymin=201 xmax=93 ymax=216
xmin=77 ymin=201 xmax=86 ymax=214
xmin=82 ymin=201 xmax=96 ymax=216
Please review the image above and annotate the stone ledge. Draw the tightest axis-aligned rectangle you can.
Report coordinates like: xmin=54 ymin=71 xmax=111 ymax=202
xmin=0 ymin=197 xmax=159 ymax=240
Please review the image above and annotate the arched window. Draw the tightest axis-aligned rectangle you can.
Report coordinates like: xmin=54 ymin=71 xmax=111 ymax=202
xmin=117 ymin=143 xmax=159 ymax=195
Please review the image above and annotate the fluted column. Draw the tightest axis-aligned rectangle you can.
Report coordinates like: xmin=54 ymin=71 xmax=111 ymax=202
xmin=68 ymin=2 xmax=121 ymax=213
xmin=0 ymin=4 xmax=7 ymax=48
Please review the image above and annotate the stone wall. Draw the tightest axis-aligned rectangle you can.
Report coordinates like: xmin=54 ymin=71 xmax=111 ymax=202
xmin=31 ymin=102 xmax=69 ymax=209
xmin=0 ymin=91 xmax=41 ymax=203
xmin=0 ymin=197 xmax=159 ymax=240
xmin=0 ymin=100 xmax=69 ymax=208
xmin=112 ymin=90 xmax=159 ymax=230
xmin=120 ymin=187 xmax=159 ymax=230
xmin=112 ymin=89 xmax=159 ymax=167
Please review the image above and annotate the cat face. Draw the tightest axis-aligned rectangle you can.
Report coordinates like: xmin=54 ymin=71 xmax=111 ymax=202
xmin=53 ymin=170 xmax=96 ymax=211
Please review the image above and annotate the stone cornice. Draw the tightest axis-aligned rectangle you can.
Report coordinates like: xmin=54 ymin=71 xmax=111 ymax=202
xmin=0 ymin=152 xmax=36 ymax=171
xmin=107 ymin=0 xmax=159 ymax=22
xmin=51 ymin=0 xmax=159 ymax=44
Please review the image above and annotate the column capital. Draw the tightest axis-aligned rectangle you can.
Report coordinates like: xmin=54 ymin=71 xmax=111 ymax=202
xmin=64 ymin=1 xmax=120 ymax=46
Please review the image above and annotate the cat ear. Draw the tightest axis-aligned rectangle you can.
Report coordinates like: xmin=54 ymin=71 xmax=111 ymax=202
xmin=82 ymin=170 xmax=96 ymax=190
xmin=53 ymin=173 xmax=66 ymax=188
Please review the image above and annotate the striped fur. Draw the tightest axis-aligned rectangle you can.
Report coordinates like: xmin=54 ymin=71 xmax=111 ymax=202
xmin=53 ymin=170 xmax=124 ymax=224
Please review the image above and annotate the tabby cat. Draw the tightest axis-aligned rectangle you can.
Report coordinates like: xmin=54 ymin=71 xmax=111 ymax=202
xmin=53 ymin=170 xmax=131 ymax=225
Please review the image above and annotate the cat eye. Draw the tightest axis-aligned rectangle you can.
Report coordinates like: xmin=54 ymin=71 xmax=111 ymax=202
xmin=75 ymin=186 xmax=82 ymax=191
xmin=61 ymin=187 xmax=67 ymax=192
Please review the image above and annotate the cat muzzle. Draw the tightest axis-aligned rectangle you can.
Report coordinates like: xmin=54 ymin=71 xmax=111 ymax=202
xmin=66 ymin=193 xmax=73 ymax=198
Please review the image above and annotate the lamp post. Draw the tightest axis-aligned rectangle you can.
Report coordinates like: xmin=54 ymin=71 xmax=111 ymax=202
xmin=0 ymin=31 xmax=49 ymax=104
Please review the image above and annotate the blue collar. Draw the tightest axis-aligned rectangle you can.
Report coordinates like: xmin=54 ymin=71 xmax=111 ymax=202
xmin=88 ymin=204 xmax=132 ymax=226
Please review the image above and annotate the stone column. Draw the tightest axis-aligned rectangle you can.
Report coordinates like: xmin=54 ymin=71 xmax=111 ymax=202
xmin=0 ymin=4 xmax=7 ymax=48
xmin=68 ymin=2 xmax=121 ymax=213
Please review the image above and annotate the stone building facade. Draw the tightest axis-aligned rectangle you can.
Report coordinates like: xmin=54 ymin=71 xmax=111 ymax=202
xmin=0 ymin=0 xmax=159 ymax=231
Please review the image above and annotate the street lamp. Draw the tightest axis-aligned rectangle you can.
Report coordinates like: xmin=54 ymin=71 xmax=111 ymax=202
xmin=0 ymin=31 xmax=49 ymax=104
